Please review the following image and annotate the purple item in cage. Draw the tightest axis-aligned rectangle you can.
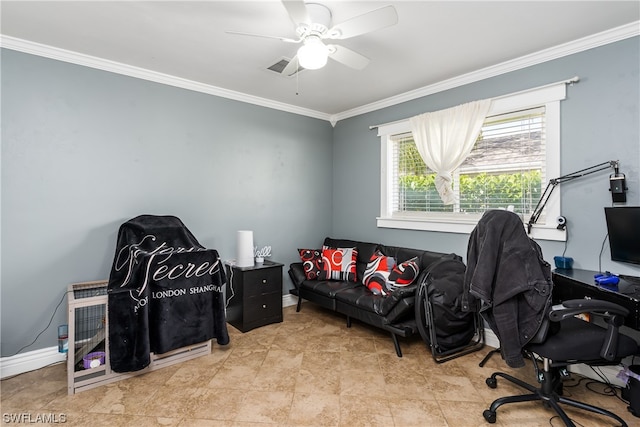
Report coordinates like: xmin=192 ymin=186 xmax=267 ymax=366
xmin=83 ymin=351 xmax=106 ymax=369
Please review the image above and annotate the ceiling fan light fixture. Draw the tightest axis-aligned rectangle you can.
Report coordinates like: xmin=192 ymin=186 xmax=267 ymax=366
xmin=297 ymin=37 xmax=328 ymax=70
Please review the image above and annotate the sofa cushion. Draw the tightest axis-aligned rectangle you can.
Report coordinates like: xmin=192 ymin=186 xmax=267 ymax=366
xmin=320 ymin=247 xmax=358 ymax=282
xmin=333 ymin=286 xmax=382 ymax=314
xmin=334 ymin=283 xmax=419 ymax=316
xmin=362 ymin=250 xmax=396 ymax=295
xmin=299 ymin=279 xmax=360 ymax=298
xmin=298 ymin=249 xmax=323 ymax=280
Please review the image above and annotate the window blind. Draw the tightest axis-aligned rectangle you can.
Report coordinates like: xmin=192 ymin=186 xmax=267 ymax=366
xmin=391 ymin=106 xmax=546 ymax=217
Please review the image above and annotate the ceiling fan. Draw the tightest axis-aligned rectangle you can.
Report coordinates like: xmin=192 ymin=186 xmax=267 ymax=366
xmin=227 ymin=1 xmax=398 ymax=74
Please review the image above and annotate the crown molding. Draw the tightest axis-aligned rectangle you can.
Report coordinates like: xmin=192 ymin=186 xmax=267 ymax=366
xmin=2 ymin=20 xmax=638 ymax=126
xmin=0 ymin=34 xmax=332 ymax=122
xmin=330 ymin=21 xmax=640 ymax=124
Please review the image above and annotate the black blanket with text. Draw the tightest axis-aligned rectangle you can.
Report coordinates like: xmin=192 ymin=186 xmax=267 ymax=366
xmin=107 ymin=215 xmax=229 ymax=373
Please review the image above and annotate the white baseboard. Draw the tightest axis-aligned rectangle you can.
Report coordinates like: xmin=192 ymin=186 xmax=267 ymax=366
xmin=569 ymin=364 xmax=626 ymax=387
xmin=484 ymin=327 xmax=500 ymax=348
xmin=2 ymin=294 xmax=301 ymax=379
xmin=1 ymin=346 xmax=66 ymax=379
xmin=283 ymin=293 xmax=298 ymax=308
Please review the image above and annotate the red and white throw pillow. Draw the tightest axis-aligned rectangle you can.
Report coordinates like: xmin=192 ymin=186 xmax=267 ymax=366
xmin=298 ymin=249 xmax=323 ymax=280
xmin=362 ymin=251 xmax=396 ymax=296
xmin=320 ymin=247 xmax=358 ymax=282
xmin=387 ymin=257 xmax=420 ymax=292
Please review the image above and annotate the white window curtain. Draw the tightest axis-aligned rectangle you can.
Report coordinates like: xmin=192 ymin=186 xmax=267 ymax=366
xmin=409 ymin=99 xmax=493 ymax=205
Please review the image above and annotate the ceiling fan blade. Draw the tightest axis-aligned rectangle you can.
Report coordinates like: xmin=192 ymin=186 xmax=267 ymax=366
xmin=325 ymin=5 xmax=398 ymax=40
xmin=282 ymin=0 xmax=311 ymax=27
xmin=225 ymin=30 xmax=300 ymax=43
xmin=282 ymin=55 xmax=301 ymax=76
xmin=328 ymin=45 xmax=370 ymax=70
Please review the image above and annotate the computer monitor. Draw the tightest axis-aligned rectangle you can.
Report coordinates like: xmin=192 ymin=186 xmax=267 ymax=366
xmin=604 ymin=206 xmax=640 ymax=266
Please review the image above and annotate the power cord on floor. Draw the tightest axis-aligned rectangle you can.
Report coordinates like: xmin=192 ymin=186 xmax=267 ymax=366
xmin=545 ymin=376 xmax=584 ymax=426
xmin=561 ymin=362 xmax=628 ymax=404
xmin=547 ymin=368 xmax=629 ymax=426
xmin=560 ymin=375 xmax=588 ymax=397
xmin=586 ymin=365 xmax=629 ymax=404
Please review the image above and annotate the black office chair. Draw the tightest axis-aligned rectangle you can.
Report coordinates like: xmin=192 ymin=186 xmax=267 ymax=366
xmin=482 ymin=298 xmax=638 ymax=426
xmin=464 ymin=210 xmax=638 ymax=426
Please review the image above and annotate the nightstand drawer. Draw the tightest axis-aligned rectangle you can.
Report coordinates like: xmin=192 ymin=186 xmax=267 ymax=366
xmin=244 ymin=292 xmax=283 ymax=325
xmin=243 ymin=268 xmax=281 ymax=297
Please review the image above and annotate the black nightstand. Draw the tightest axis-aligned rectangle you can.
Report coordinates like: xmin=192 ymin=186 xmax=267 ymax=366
xmin=225 ymin=260 xmax=284 ymax=332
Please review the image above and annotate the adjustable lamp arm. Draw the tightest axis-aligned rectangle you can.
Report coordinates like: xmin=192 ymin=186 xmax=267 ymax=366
xmin=527 ymin=160 xmax=619 ymax=234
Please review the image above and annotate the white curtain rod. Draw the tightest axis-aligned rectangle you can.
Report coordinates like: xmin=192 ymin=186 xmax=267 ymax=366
xmin=368 ymin=76 xmax=580 ymax=130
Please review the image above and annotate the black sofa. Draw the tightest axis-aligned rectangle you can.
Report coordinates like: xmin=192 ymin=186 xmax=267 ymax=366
xmin=288 ymin=237 xmax=462 ymax=357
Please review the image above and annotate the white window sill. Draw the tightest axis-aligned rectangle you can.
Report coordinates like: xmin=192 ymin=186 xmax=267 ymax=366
xmin=376 ymin=217 xmax=566 ymax=242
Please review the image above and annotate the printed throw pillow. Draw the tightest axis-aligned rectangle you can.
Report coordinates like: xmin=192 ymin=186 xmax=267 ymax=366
xmin=387 ymin=257 xmax=420 ymax=292
xmin=320 ymin=247 xmax=358 ymax=282
xmin=298 ymin=249 xmax=323 ymax=280
xmin=362 ymin=250 xmax=396 ymax=296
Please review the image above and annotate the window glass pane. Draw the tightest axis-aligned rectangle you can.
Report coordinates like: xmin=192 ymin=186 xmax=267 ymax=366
xmin=393 ymin=135 xmax=454 ymax=213
xmin=390 ymin=106 xmax=545 ymax=218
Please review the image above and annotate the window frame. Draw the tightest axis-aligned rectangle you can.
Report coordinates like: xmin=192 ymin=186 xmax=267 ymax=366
xmin=377 ymin=83 xmax=567 ymax=241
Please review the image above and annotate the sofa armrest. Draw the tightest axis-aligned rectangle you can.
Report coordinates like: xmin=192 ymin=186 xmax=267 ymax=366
xmin=379 ymin=283 xmax=419 ymax=316
xmin=288 ymin=262 xmax=307 ymax=291
xmin=376 ymin=268 xmax=433 ymax=315
xmin=387 ymin=283 xmax=419 ymax=299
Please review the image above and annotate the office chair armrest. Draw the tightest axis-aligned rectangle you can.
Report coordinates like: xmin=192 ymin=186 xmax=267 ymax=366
xmin=549 ymin=298 xmax=629 ymax=321
xmin=549 ymin=299 xmax=629 ymax=361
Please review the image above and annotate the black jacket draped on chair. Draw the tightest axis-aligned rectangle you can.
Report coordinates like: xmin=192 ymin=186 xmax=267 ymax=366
xmin=463 ymin=209 xmax=553 ymax=368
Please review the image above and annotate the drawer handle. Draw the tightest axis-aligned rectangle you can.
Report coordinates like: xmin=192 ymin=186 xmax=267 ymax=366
xmin=262 ymin=279 xmax=267 ymax=284
xmin=262 ymin=304 xmax=267 ymax=309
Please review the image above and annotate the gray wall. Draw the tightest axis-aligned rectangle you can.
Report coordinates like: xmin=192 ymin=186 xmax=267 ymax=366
xmin=1 ymin=49 xmax=333 ymax=357
xmin=332 ymin=37 xmax=640 ymax=273
xmin=2 ymin=36 xmax=639 ymax=358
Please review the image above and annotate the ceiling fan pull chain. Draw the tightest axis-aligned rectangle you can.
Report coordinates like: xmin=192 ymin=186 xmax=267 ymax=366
xmin=296 ymin=56 xmax=300 ymax=96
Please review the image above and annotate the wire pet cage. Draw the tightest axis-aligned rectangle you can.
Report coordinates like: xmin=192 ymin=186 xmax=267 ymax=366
xmin=70 ymin=282 xmax=107 ymax=369
xmin=67 ymin=280 xmax=212 ymax=394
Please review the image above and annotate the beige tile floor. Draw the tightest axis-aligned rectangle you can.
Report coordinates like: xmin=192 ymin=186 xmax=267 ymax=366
xmin=1 ymin=303 xmax=637 ymax=426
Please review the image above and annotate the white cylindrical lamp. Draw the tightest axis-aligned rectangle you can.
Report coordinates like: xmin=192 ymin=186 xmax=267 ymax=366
xmin=236 ymin=230 xmax=255 ymax=267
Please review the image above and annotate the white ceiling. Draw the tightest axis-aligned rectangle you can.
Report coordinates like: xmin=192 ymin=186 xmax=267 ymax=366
xmin=1 ymin=1 xmax=639 ymax=121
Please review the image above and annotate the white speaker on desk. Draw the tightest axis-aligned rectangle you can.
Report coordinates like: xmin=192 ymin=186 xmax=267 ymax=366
xmin=236 ymin=230 xmax=255 ymax=267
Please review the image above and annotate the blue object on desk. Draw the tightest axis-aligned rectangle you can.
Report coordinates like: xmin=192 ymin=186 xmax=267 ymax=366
xmin=554 ymin=256 xmax=574 ymax=269
xmin=595 ymin=272 xmax=620 ymax=290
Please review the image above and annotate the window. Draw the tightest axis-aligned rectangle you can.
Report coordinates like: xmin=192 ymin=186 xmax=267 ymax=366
xmin=392 ymin=107 xmax=545 ymax=215
xmin=377 ymin=83 xmax=566 ymax=241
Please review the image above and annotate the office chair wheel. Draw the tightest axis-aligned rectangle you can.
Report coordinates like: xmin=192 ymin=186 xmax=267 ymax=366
xmin=483 ymin=409 xmax=497 ymax=423
xmin=486 ymin=377 xmax=497 ymax=388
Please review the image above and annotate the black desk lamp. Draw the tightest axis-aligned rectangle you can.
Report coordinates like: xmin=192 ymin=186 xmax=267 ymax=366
xmin=527 ymin=160 xmax=624 ymax=234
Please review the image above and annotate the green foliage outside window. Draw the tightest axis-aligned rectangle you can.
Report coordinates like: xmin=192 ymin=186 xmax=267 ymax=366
xmin=398 ymin=170 xmax=542 ymax=214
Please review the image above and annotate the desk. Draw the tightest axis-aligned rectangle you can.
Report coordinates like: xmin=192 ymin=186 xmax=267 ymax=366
xmin=552 ymin=268 xmax=640 ymax=330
